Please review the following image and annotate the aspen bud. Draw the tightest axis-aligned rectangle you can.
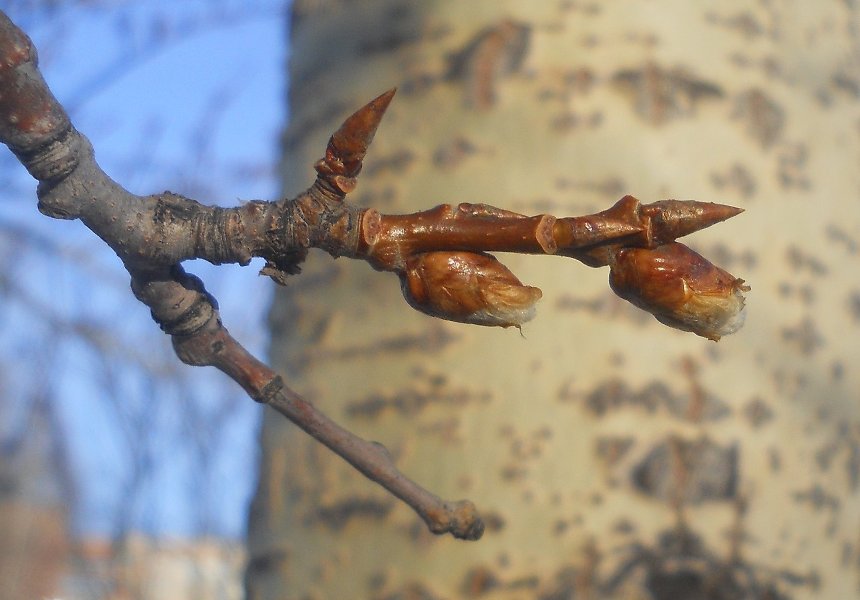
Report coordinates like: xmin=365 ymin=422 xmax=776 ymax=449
xmin=609 ymin=242 xmax=749 ymax=341
xmin=400 ymin=251 xmax=542 ymax=328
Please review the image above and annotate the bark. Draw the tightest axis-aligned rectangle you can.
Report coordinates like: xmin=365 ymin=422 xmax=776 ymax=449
xmin=248 ymin=1 xmax=860 ymax=599
xmin=0 ymin=4 xmax=747 ymax=569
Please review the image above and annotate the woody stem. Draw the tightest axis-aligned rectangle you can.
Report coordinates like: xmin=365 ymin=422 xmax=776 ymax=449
xmin=355 ymin=196 xmax=742 ymax=272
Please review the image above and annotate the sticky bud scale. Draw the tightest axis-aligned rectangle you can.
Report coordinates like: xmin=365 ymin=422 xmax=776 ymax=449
xmin=609 ymin=242 xmax=749 ymax=341
xmin=400 ymin=251 xmax=542 ymax=328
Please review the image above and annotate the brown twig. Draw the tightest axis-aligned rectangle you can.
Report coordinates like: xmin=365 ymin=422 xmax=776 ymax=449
xmin=0 ymin=10 xmax=748 ymax=540
xmin=164 ymin=290 xmax=483 ymax=539
xmin=357 ymin=196 xmax=743 ymax=271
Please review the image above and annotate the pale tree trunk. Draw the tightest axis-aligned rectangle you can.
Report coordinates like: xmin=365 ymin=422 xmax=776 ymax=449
xmin=247 ymin=1 xmax=860 ymax=598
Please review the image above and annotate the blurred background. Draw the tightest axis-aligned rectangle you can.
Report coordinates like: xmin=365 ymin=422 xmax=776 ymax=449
xmin=0 ymin=2 xmax=286 ymax=598
xmin=4 ymin=2 xmax=860 ymax=600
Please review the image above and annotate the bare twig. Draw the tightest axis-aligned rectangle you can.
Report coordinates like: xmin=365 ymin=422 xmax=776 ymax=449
xmin=0 ymin=11 xmax=747 ymax=539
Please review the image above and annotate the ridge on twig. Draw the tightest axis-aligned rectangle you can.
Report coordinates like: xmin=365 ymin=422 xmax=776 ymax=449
xmin=0 ymin=11 xmax=747 ymax=540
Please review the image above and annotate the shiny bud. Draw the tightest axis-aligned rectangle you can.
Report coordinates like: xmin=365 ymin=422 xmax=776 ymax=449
xmin=609 ymin=242 xmax=749 ymax=341
xmin=400 ymin=251 xmax=542 ymax=328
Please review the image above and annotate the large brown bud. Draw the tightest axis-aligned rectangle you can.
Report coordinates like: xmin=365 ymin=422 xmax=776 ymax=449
xmin=609 ymin=242 xmax=749 ymax=341
xmin=400 ymin=251 xmax=542 ymax=328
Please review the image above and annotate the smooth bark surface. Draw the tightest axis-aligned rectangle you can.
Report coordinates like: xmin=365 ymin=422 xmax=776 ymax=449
xmin=248 ymin=1 xmax=860 ymax=599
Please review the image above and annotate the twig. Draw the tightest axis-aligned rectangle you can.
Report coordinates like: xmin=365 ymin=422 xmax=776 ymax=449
xmin=0 ymin=11 xmax=748 ymax=539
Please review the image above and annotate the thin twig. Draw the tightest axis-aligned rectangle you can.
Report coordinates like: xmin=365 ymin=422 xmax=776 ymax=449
xmin=0 ymin=11 xmax=747 ymax=539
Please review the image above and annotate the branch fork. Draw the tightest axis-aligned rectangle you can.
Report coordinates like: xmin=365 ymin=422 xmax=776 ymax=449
xmin=0 ymin=11 xmax=748 ymax=540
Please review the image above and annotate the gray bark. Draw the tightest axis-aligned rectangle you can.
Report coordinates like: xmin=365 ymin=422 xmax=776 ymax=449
xmin=248 ymin=1 xmax=860 ymax=598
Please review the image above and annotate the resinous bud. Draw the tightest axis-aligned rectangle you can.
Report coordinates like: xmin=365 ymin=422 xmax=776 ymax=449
xmin=609 ymin=242 xmax=749 ymax=341
xmin=400 ymin=251 xmax=542 ymax=328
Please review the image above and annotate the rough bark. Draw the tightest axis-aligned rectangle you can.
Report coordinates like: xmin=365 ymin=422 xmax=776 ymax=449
xmin=248 ymin=1 xmax=860 ymax=599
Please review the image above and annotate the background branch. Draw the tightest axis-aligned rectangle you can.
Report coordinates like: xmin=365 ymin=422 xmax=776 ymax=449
xmin=0 ymin=9 xmax=746 ymax=540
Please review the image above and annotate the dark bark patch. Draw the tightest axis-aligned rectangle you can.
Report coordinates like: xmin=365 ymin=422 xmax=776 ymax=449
xmin=612 ymin=63 xmax=724 ymax=125
xmin=309 ymin=496 xmax=394 ymax=531
xmin=631 ymin=436 xmax=738 ymax=504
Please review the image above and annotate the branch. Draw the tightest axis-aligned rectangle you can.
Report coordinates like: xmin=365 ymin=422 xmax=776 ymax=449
xmin=0 ymin=11 xmax=748 ymax=540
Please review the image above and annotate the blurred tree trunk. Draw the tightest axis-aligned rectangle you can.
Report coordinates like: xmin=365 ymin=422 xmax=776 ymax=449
xmin=247 ymin=1 xmax=860 ymax=598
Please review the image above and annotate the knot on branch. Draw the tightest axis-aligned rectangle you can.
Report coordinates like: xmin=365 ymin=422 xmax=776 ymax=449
xmin=275 ymin=193 xmax=365 ymax=262
xmin=25 ymin=127 xmax=86 ymax=204
xmin=151 ymin=192 xmax=254 ymax=266
xmin=257 ymin=196 xmax=310 ymax=284
xmin=130 ymin=266 xmax=217 ymax=338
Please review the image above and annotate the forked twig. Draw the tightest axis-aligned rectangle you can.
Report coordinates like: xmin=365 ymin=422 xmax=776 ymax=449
xmin=0 ymin=12 xmax=747 ymax=539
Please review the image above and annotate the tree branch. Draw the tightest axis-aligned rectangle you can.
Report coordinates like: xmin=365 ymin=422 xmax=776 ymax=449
xmin=0 ymin=11 xmax=748 ymax=540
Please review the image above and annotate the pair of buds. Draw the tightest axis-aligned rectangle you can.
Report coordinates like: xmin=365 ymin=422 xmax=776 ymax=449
xmin=400 ymin=243 xmax=748 ymax=341
xmin=315 ymin=89 xmax=749 ymax=341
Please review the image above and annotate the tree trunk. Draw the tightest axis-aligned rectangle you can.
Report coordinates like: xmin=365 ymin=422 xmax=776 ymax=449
xmin=247 ymin=1 xmax=860 ymax=598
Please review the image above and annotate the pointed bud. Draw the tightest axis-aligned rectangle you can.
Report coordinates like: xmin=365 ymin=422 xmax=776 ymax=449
xmin=400 ymin=251 xmax=542 ymax=328
xmin=642 ymin=200 xmax=745 ymax=246
xmin=317 ymin=89 xmax=396 ymax=181
xmin=609 ymin=243 xmax=749 ymax=341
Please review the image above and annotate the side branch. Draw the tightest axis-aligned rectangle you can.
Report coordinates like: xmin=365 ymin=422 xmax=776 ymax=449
xmin=0 ymin=12 xmax=483 ymax=540
xmin=135 ymin=268 xmax=484 ymax=540
xmin=0 ymin=9 xmax=750 ymax=542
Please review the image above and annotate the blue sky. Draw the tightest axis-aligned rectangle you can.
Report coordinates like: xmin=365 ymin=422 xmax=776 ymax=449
xmin=0 ymin=2 xmax=289 ymax=540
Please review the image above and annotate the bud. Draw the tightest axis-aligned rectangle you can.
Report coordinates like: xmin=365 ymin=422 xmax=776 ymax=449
xmin=609 ymin=243 xmax=749 ymax=341
xmin=400 ymin=251 xmax=542 ymax=328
